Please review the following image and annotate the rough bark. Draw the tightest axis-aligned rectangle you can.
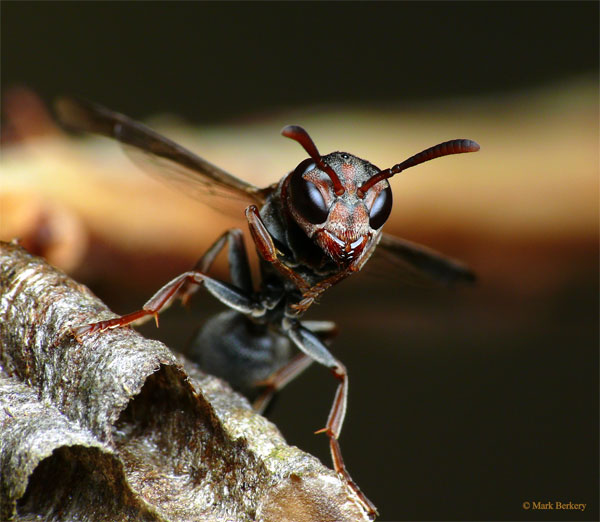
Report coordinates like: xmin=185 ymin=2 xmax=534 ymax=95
xmin=0 ymin=241 xmax=370 ymax=521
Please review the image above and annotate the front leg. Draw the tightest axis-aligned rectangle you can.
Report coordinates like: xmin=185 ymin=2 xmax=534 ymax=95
xmin=291 ymin=233 xmax=381 ymax=315
xmin=245 ymin=205 xmax=311 ymax=292
xmin=73 ymin=229 xmax=263 ymax=337
xmin=282 ymin=317 xmax=377 ymax=518
xmin=289 ymin=268 xmax=353 ymax=315
xmin=247 ymin=205 xmax=356 ymax=316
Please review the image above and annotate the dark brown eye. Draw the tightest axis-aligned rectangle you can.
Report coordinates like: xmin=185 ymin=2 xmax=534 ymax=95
xmin=369 ymin=185 xmax=392 ymax=229
xmin=289 ymin=158 xmax=329 ymax=224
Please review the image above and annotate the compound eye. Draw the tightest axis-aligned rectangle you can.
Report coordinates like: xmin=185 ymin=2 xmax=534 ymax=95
xmin=289 ymin=158 xmax=329 ymax=224
xmin=369 ymin=184 xmax=393 ymax=229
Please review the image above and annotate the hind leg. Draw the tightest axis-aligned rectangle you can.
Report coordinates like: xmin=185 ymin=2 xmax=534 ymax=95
xmin=252 ymin=320 xmax=339 ymax=413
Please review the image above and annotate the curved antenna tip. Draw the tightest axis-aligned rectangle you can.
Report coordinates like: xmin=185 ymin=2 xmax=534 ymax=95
xmin=281 ymin=124 xmax=345 ymax=196
xmin=465 ymin=139 xmax=481 ymax=152
xmin=281 ymin=125 xmax=305 ymax=139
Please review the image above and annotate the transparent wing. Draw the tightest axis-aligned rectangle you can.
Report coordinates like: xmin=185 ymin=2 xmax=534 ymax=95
xmin=368 ymin=233 xmax=476 ymax=286
xmin=121 ymin=146 xmax=274 ymax=218
xmin=55 ymin=98 xmax=270 ymax=216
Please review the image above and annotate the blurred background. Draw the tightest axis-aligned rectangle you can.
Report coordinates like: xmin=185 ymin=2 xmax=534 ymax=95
xmin=1 ymin=2 xmax=598 ymax=521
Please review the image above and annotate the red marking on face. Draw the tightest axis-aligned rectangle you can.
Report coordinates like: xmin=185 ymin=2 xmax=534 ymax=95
xmin=317 ymin=229 xmax=369 ymax=265
xmin=341 ymin=163 xmax=358 ymax=194
xmin=327 ymin=200 xmax=369 ymax=231
xmin=315 ymin=201 xmax=371 ymax=265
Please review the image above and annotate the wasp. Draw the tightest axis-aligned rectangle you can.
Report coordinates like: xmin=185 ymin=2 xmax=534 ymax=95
xmin=56 ymin=98 xmax=479 ymax=517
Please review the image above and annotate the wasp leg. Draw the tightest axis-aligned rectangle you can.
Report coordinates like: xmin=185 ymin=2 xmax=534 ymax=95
xmin=282 ymin=318 xmax=377 ymax=518
xmin=300 ymin=320 xmax=339 ymax=340
xmin=246 ymin=205 xmax=365 ymax=318
xmin=290 ymin=235 xmax=380 ymax=316
xmin=73 ymin=230 xmax=262 ymax=337
xmin=180 ymin=228 xmax=253 ymax=305
xmin=245 ymin=205 xmax=311 ymax=292
xmin=252 ymin=320 xmax=339 ymax=413
xmin=252 ymin=353 xmax=312 ymax=414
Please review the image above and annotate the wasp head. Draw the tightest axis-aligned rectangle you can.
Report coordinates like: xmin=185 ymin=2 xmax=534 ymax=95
xmin=281 ymin=125 xmax=480 ymax=267
xmin=281 ymin=126 xmax=392 ymax=266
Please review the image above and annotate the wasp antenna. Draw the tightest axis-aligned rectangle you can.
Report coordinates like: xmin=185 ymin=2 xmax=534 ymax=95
xmin=358 ymin=139 xmax=480 ymax=197
xmin=282 ymin=125 xmax=321 ymax=161
xmin=282 ymin=125 xmax=345 ymax=195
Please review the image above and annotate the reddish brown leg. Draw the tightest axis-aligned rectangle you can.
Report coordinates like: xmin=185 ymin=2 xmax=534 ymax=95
xmin=291 ymin=233 xmax=381 ymax=315
xmin=73 ymin=271 xmax=207 ymax=337
xmin=253 ymin=320 xmax=338 ymax=413
xmin=73 ymin=269 xmax=263 ymax=338
xmin=73 ymin=229 xmax=260 ymax=339
xmin=245 ymin=205 xmax=311 ymax=292
xmin=284 ymin=319 xmax=377 ymax=518
xmin=318 ymin=364 xmax=378 ymax=519
xmin=252 ymin=352 xmax=314 ymax=414
xmin=330 ymin=436 xmax=377 ymax=518
xmin=180 ymin=228 xmax=251 ymax=305
xmin=289 ymin=269 xmax=352 ymax=315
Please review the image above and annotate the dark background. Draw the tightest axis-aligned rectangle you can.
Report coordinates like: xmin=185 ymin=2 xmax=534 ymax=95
xmin=2 ymin=2 xmax=598 ymax=123
xmin=2 ymin=2 xmax=598 ymax=521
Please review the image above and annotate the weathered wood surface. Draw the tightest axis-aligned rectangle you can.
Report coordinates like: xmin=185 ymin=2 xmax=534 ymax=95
xmin=0 ymin=241 xmax=371 ymax=521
